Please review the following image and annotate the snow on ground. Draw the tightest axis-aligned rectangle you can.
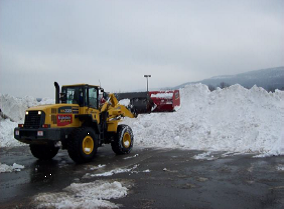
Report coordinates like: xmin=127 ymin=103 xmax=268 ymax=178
xmin=122 ymin=84 xmax=284 ymax=156
xmin=193 ymin=152 xmax=217 ymax=161
xmin=1 ymin=84 xmax=284 ymax=157
xmin=34 ymin=180 xmax=128 ymax=209
xmin=84 ymin=164 xmax=140 ymax=178
xmin=277 ymin=165 xmax=284 ymax=171
xmin=0 ymin=163 xmax=25 ymax=173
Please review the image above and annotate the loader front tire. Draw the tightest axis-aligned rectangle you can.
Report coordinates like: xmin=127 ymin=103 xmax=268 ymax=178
xmin=111 ymin=125 xmax=134 ymax=155
xmin=30 ymin=144 xmax=59 ymax=160
xmin=67 ymin=127 xmax=98 ymax=164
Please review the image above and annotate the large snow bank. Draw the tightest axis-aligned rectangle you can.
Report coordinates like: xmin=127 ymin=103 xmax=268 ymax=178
xmin=0 ymin=94 xmax=54 ymax=147
xmin=0 ymin=94 xmax=54 ymax=123
xmin=34 ymin=180 xmax=128 ymax=209
xmin=123 ymin=84 xmax=284 ymax=156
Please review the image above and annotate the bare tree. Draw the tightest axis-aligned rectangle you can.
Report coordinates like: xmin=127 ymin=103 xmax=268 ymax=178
xmin=208 ymin=85 xmax=216 ymax=91
xmin=219 ymin=82 xmax=230 ymax=89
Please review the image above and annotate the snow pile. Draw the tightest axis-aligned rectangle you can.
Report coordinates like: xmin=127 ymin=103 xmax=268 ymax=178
xmin=0 ymin=93 xmax=54 ymax=123
xmin=123 ymin=84 xmax=284 ymax=156
xmin=34 ymin=180 xmax=128 ymax=209
xmin=0 ymin=118 xmax=24 ymax=147
xmin=0 ymin=94 xmax=54 ymax=147
xmin=0 ymin=163 xmax=25 ymax=173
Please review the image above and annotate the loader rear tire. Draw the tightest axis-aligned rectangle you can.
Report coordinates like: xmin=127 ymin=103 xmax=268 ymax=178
xmin=67 ymin=127 xmax=99 ymax=164
xmin=30 ymin=144 xmax=59 ymax=160
xmin=111 ymin=125 xmax=134 ymax=155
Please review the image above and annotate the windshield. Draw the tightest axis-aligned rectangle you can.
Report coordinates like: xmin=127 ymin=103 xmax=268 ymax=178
xmin=61 ymin=86 xmax=99 ymax=108
xmin=62 ymin=87 xmax=85 ymax=105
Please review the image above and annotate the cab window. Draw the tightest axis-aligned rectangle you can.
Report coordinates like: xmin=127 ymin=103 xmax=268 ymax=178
xmin=64 ymin=87 xmax=84 ymax=106
xmin=88 ymin=87 xmax=98 ymax=109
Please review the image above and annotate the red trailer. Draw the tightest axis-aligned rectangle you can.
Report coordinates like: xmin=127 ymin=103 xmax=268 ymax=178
xmin=149 ymin=90 xmax=180 ymax=112
xmin=115 ymin=90 xmax=180 ymax=114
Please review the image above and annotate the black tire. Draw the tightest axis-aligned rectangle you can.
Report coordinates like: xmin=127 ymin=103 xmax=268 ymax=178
xmin=67 ymin=127 xmax=99 ymax=163
xmin=30 ymin=144 xmax=59 ymax=160
xmin=111 ymin=124 xmax=134 ymax=155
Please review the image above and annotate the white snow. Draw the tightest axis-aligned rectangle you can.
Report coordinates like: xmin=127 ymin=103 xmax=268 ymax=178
xmin=123 ymin=154 xmax=139 ymax=160
xmin=0 ymin=94 xmax=54 ymax=147
xmin=0 ymin=118 xmax=24 ymax=147
xmin=1 ymin=84 xmax=284 ymax=157
xmin=277 ymin=166 xmax=284 ymax=171
xmin=90 ymin=168 xmax=132 ymax=177
xmin=119 ymin=99 xmax=130 ymax=106
xmin=0 ymin=93 xmax=54 ymax=123
xmin=34 ymin=180 xmax=128 ymax=209
xmin=123 ymin=84 xmax=284 ymax=156
xmin=151 ymin=92 xmax=173 ymax=99
xmin=85 ymin=165 xmax=139 ymax=177
xmin=0 ymin=163 xmax=25 ymax=173
xmin=193 ymin=152 xmax=217 ymax=161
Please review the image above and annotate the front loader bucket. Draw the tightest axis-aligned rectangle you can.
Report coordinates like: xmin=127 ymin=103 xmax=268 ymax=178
xmin=149 ymin=90 xmax=180 ymax=112
xmin=115 ymin=92 xmax=155 ymax=115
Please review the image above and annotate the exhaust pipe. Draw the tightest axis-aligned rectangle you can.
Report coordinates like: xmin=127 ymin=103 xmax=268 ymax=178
xmin=54 ymin=82 xmax=60 ymax=104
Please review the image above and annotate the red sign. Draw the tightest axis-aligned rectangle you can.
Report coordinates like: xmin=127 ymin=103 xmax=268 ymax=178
xmin=57 ymin=114 xmax=72 ymax=126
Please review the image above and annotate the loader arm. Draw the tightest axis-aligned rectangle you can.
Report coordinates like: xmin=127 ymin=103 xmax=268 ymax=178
xmin=101 ymin=93 xmax=136 ymax=119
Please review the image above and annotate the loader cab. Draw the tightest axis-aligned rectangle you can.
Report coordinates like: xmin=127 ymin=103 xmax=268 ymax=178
xmin=61 ymin=84 xmax=100 ymax=109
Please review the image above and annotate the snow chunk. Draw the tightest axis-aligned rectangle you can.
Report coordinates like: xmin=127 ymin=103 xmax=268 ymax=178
xmin=34 ymin=180 xmax=128 ymax=209
xmin=151 ymin=92 xmax=173 ymax=99
xmin=119 ymin=99 xmax=130 ymax=106
xmin=89 ymin=165 xmax=139 ymax=177
xmin=277 ymin=166 xmax=284 ymax=171
xmin=0 ymin=163 xmax=25 ymax=173
xmin=91 ymin=168 xmax=132 ymax=177
xmin=193 ymin=152 xmax=217 ymax=161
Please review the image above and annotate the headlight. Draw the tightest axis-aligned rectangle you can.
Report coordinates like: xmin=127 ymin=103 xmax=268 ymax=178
xmin=38 ymin=111 xmax=42 ymax=115
xmin=25 ymin=111 xmax=29 ymax=115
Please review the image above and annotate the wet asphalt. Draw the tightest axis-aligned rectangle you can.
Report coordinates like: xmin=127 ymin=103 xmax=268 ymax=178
xmin=1 ymin=145 xmax=284 ymax=209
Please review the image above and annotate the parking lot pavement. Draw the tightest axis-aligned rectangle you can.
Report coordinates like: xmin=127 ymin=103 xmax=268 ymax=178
xmin=1 ymin=145 xmax=284 ymax=209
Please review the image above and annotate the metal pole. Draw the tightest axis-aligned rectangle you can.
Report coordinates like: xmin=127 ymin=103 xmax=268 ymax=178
xmin=144 ymin=75 xmax=151 ymax=92
xmin=146 ymin=77 xmax=148 ymax=92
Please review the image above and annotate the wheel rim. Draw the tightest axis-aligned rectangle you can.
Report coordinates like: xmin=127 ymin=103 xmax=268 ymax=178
xmin=122 ymin=132 xmax=131 ymax=148
xmin=82 ymin=136 xmax=94 ymax=154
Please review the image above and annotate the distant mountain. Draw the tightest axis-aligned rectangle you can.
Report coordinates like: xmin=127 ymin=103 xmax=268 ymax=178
xmin=175 ymin=66 xmax=284 ymax=91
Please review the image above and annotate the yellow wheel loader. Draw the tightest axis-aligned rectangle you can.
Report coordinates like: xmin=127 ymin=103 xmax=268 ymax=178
xmin=14 ymin=82 xmax=138 ymax=163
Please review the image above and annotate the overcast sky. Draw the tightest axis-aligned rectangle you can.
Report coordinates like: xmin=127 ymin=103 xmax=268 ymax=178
xmin=1 ymin=0 xmax=283 ymax=98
